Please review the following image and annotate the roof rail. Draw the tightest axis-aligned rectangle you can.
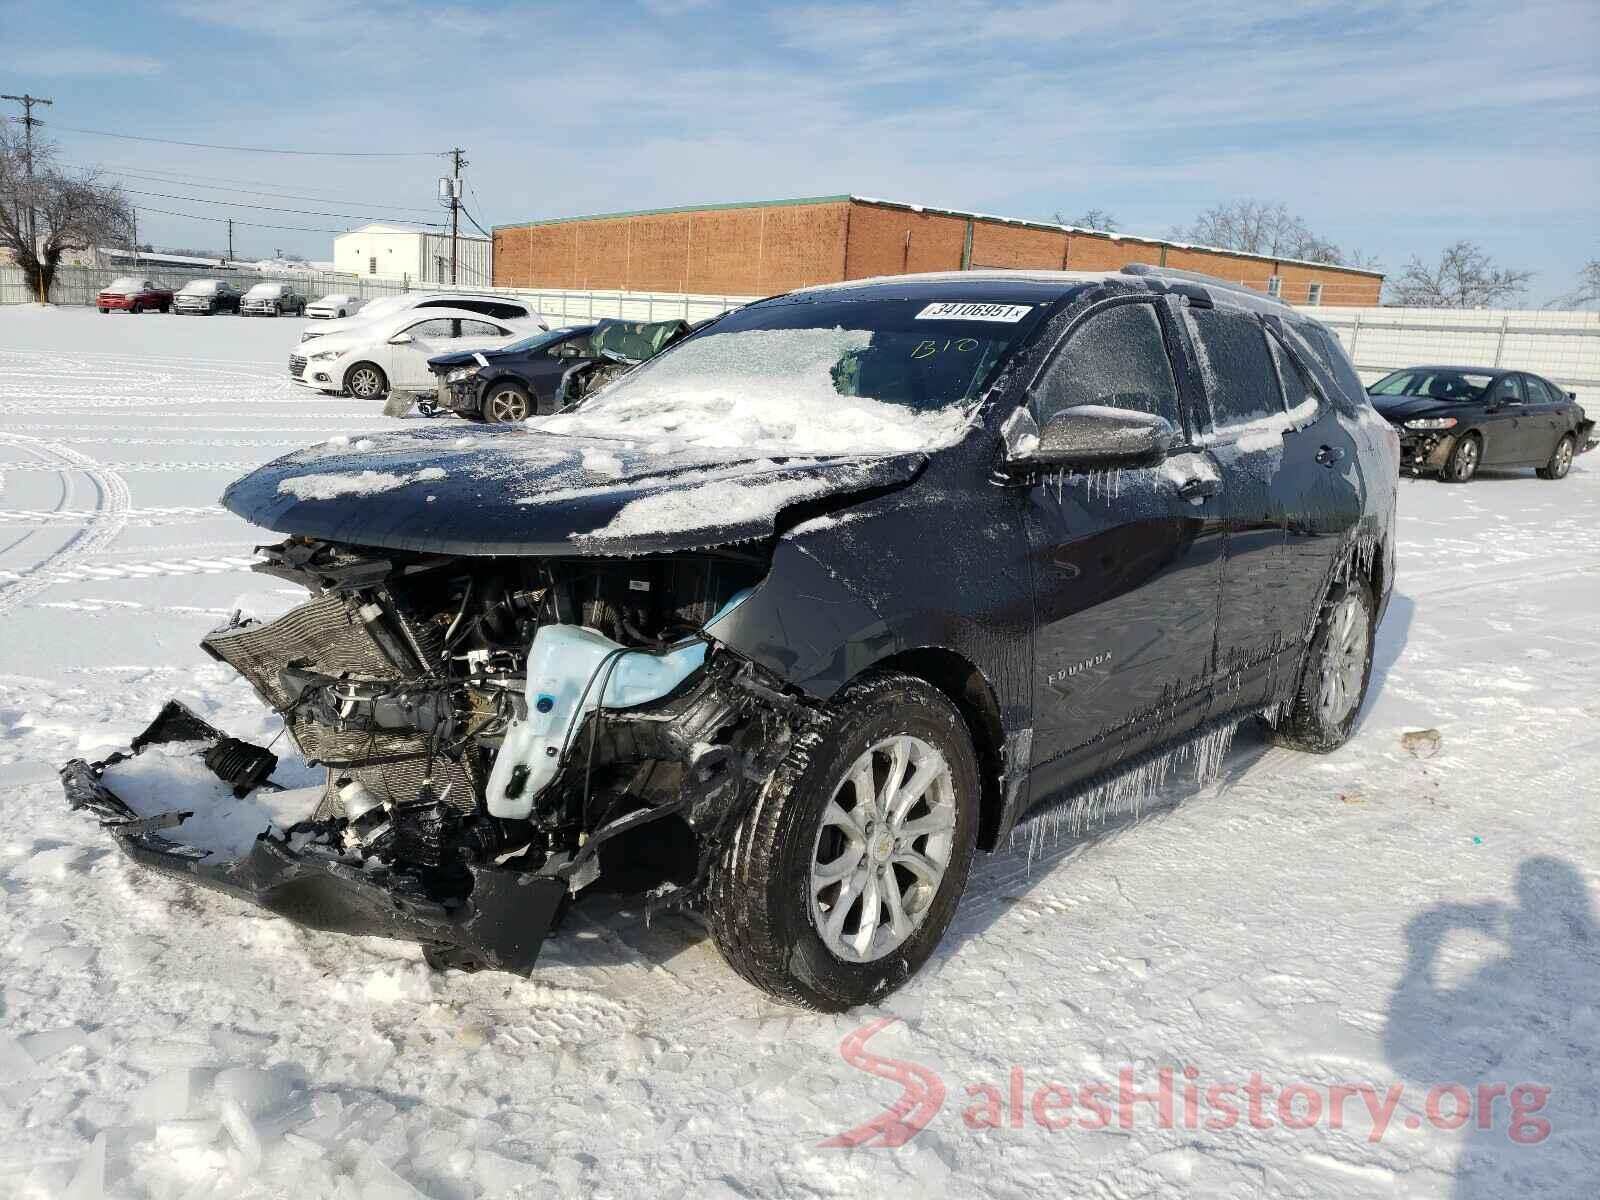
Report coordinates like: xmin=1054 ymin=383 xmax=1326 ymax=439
xmin=1119 ymin=262 xmax=1282 ymax=305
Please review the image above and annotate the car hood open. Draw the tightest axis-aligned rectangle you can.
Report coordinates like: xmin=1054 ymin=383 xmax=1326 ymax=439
xmin=221 ymin=425 xmax=927 ymax=555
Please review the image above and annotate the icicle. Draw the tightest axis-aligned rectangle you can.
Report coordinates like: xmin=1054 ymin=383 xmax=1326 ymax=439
xmin=1009 ymin=716 xmax=1248 ymax=865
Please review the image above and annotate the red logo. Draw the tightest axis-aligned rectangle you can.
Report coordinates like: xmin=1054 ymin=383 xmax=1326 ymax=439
xmin=818 ymin=1018 xmax=945 ymax=1148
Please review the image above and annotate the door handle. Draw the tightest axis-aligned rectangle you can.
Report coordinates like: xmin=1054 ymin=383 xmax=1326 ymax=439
xmin=1176 ymin=476 xmax=1219 ymax=501
xmin=1315 ymin=445 xmax=1346 ymax=467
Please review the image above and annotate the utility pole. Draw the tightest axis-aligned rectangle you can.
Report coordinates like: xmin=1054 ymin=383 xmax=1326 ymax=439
xmin=449 ymin=147 xmax=465 ymax=285
xmin=131 ymin=208 xmax=139 ymax=265
xmin=227 ymin=218 xmax=234 ymax=263
xmin=2 ymin=92 xmax=52 ymax=302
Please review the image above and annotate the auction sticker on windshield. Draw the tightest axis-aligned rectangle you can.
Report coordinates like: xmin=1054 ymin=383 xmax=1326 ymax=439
xmin=915 ymin=302 xmax=1033 ymax=323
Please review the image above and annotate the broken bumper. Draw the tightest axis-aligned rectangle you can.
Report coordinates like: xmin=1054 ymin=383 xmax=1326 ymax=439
xmin=59 ymin=706 xmax=567 ymax=975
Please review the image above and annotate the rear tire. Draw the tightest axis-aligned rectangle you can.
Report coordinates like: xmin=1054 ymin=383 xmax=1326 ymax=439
xmin=483 ymin=381 xmax=532 ymax=423
xmin=1267 ymin=575 xmax=1375 ymax=753
xmin=1536 ymin=434 xmax=1575 ymax=480
xmin=707 ymin=670 xmax=980 ymax=1010
xmin=1442 ymin=434 xmax=1480 ymax=482
xmin=344 ymin=362 xmax=388 ymax=400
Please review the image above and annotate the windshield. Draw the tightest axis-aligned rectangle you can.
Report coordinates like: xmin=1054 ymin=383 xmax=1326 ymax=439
xmin=105 ymin=277 xmax=143 ymax=291
xmin=535 ymin=298 xmax=1042 ymax=455
xmin=180 ymin=280 xmax=220 ymax=295
xmin=244 ymin=284 xmax=280 ymax=298
xmin=1370 ymin=370 xmax=1494 ymax=401
xmin=356 ymin=295 xmax=410 ymax=321
xmin=502 ymin=327 xmax=583 ymax=355
xmin=314 ymin=294 xmax=351 ymax=305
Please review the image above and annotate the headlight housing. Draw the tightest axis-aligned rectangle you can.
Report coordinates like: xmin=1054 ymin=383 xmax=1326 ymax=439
xmin=1405 ymin=416 xmax=1458 ymax=431
xmin=446 ymin=367 xmax=479 ymax=384
xmin=308 ymin=349 xmax=342 ymax=362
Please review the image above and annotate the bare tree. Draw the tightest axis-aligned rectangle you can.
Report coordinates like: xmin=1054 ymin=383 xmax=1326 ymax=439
xmin=1170 ymin=198 xmax=1348 ymax=265
xmin=1388 ymin=241 xmax=1533 ymax=308
xmin=1053 ymin=207 xmax=1118 ymax=233
xmin=0 ymin=125 xmax=131 ymax=301
xmin=1549 ymin=259 xmax=1600 ymax=309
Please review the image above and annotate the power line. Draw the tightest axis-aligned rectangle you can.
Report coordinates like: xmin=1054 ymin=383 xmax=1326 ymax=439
xmin=85 ymin=164 xmax=442 ymax=215
xmin=131 ymin=204 xmax=351 ymax=236
xmin=49 ymin=124 xmax=447 ymax=158
xmin=117 ymin=186 xmax=444 ymax=226
xmin=84 ymin=160 xmax=440 ymax=208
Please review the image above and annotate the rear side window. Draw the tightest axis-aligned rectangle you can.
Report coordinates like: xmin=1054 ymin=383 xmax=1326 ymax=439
xmin=1033 ymin=301 xmax=1181 ymax=430
xmin=1522 ymin=376 xmax=1553 ymax=403
xmin=459 ymin=319 xmax=508 ymax=338
xmin=1185 ymin=307 xmax=1282 ymax=426
xmin=1488 ymin=375 xmax=1523 ymax=404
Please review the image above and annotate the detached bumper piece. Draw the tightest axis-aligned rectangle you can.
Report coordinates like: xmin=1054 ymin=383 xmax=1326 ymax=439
xmin=60 ymin=701 xmax=567 ymax=975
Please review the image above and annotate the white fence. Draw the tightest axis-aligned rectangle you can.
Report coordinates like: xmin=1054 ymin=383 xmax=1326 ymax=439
xmin=4 ymin=264 xmax=1594 ymax=402
xmin=1315 ymin=305 xmax=1599 ymax=403
xmin=0 ymin=263 xmax=757 ymax=328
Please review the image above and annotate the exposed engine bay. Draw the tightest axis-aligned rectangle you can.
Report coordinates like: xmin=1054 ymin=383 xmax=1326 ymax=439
xmin=63 ymin=535 xmax=812 ymax=973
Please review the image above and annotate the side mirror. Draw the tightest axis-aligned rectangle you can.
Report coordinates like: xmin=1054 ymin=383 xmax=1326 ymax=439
xmin=1009 ymin=405 xmax=1175 ymax=470
xmin=556 ymin=345 xmax=581 ymax=358
xmin=388 ymin=332 xmax=414 ymax=345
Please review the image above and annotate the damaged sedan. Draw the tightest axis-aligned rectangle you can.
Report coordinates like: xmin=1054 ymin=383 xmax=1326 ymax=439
xmin=64 ymin=266 xmax=1397 ymax=1010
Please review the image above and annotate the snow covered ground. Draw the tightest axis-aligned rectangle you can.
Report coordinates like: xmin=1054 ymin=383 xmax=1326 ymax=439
xmin=1 ymin=304 xmax=1596 ymax=1199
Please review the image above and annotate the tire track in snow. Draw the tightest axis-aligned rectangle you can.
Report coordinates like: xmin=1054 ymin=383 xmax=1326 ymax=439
xmin=0 ymin=432 xmax=131 ymax=615
xmin=0 ymin=554 xmax=257 ymax=587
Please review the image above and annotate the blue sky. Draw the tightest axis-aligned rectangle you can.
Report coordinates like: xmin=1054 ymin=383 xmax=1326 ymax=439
xmin=2 ymin=0 xmax=1595 ymax=302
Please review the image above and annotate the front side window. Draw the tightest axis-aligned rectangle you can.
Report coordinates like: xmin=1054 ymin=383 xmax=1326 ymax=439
xmin=1032 ymin=301 xmax=1181 ymax=430
xmin=538 ymin=296 xmax=1046 ymax=455
xmin=1266 ymin=330 xmax=1313 ymax=411
xmin=1185 ymin=307 xmax=1283 ymax=427
xmin=1488 ymin=375 xmax=1523 ymax=405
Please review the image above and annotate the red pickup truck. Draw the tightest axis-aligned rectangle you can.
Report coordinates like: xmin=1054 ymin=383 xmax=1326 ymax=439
xmin=97 ymin=277 xmax=174 ymax=314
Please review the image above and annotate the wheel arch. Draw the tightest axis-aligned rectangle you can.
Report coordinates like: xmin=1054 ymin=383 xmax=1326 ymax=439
xmin=871 ymin=646 xmax=1008 ymax=852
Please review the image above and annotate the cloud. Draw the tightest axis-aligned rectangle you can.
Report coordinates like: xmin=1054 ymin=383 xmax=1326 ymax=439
xmin=0 ymin=47 xmax=164 ymax=76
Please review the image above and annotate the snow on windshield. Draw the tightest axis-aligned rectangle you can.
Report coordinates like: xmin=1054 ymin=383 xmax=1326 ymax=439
xmin=180 ymin=280 xmax=220 ymax=294
xmin=244 ymin=283 xmax=280 ymax=297
xmin=105 ymin=277 xmax=142 ymax=291
xmin=533 ymin=326 xmax=975 ymax=456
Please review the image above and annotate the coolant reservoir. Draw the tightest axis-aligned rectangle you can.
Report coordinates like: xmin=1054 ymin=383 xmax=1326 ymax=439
xmin=486 ymin=624 xmax=712 ymax=820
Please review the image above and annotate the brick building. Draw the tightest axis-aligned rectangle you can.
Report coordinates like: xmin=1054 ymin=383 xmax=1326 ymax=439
xmin=493 ymin=195 xmax=1384 ymax=306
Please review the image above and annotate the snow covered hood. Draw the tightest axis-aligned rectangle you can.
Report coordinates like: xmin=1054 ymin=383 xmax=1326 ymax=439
xmin=221 ymin=426 xmax=927 ymax=555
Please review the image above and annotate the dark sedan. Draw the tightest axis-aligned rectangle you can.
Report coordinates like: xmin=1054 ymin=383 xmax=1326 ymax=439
xmin=425 ymin=318 xmax=692 ymax=422
xmin=1369 ymin=366 xmax=1594 ymax=482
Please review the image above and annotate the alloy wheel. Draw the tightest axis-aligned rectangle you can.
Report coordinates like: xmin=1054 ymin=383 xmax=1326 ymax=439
xmin=1316 ymin=591 xmax=1370 ymax=727
xmin=1454 ymin=439 xmax=1479 ymax=480
xmin=1554 ymin=439 xmax=1573 ymax=477
xmin=348 ymin=367 xmax=383 ymax=399
xmin=810 ymin=734 xmax=957 ymax=963
xmin=487 ymin=387 xmax=530 ymax=422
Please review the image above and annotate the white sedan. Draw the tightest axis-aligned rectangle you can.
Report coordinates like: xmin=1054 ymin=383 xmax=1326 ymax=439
xmin=305 ymin=293 xmax=365 ymax=320
xmin=299 ymin=292 xmax=550 ymax=344
xmin=289 ymin=307 xmax=541 ymax=400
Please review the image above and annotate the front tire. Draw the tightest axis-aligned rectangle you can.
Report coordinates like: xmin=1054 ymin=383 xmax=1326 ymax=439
xmin=1442 ymin=433 xmax=1480 ymax=482
xmin=344 ymin=362 xmax=388 ymax=400
xmin=130 ymin=302 xmax=142 ymax=315
xmin=1268 ymin=576 xmax=1375 ymax=753
xmin=708 ymin=671 xmax=980 ymax=1010
xmin=483 ymin=381 xmax=532 ymax=423
xmin=1537 ymin=434 xmax=1575 ymax=480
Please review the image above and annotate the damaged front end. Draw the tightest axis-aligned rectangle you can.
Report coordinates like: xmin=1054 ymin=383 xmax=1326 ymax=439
xmin=62 ymin=536 xmax=810 ymax=974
